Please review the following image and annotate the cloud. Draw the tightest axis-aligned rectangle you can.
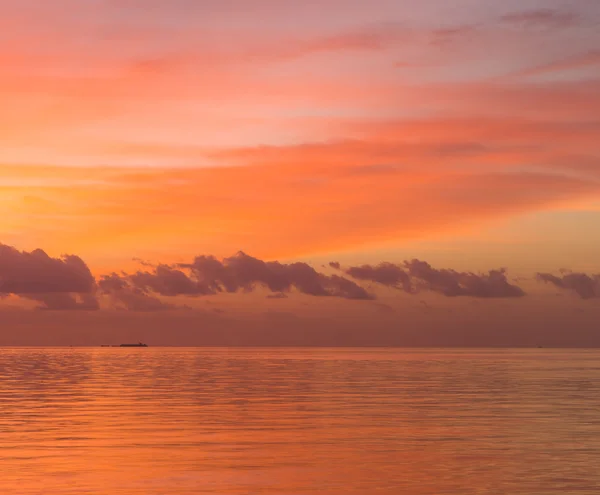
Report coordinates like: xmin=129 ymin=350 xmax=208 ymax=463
xmin=56 ymin=160 xmax=596 ymax=264
xmin=97 ymin=273 xmax=177 ymax=311
xmin=345 ymin=262 xmax=412 ymax=292
xmin=97 ymin=273 xmax=129 ymax=293
xmin=0 ymin=244 xmax=95 ymax=294
xmin=97 ymin=252 xmax=374 ymax=309
xmin=0 ymin=248 xmax=375 ymax=311
xmin=132 ymin=257 xmax=155 ymax=267
xmin=4 ymin=65 xmax=599 ymax=263
xmin=342 ymin=259 xmax=525 ymax=298
xmin=250 ymin=25 xmax=405 ymax=62
xmin=430 ymin=24 xmax=479 ymax=46
xmin=404 ymin=260 xmax=525 ymax=298
xmin=129 ymin=264 xmax=213 ymax=296
xmin=500 ymin=9 xmax=580 ymax=29
xmin=98 ymin=272 xmax=178 ymax=311
xmin=327 ymin=274 xmax=374 ymax=300
xmin=180 ymin=252 xmax=375 ymax=300
xmin=510 ymin=50 xmax=600 ymax=79
xmin=0 ymin=243 xmax=98 ymax=310
xmin=6 ymin=240 xmax=600 ymax=316
xmin=537 ymin=272 xmax=600 ymax=299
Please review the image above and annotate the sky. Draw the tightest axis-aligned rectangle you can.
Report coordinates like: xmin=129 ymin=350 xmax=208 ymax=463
xmin=1 ymin=0 xmax=599 ymax=345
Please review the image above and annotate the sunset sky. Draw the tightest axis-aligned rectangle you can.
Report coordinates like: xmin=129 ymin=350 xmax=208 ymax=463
xmin=1 ymin=0 xmax=599 ymax=345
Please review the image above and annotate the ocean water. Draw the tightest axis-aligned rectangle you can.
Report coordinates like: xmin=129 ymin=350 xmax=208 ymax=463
xmin=1 ymin=348 xmax=599 ymax=494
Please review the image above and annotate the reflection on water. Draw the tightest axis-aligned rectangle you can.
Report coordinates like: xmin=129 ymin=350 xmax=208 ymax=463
xmin=1 ymin=348 xmax=600 ymax=494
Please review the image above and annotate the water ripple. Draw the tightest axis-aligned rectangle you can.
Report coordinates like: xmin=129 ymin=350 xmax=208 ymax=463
xmin=0 ymin=348 xmax=599 ymax=494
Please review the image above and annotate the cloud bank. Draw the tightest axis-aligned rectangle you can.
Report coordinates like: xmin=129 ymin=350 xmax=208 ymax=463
xmin=105 ymin=251 xmax=374 ymax=305
xmin=3 ymin=242 xmax=600 ymax=312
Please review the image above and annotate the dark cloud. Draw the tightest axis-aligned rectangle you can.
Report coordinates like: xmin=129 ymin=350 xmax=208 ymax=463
xmin=178 ymin=252 xmax=374 ymax=300
xmin=537 ymin=272 xmax=600 ymax=299
xmin=404 ymin=260 xmax=525 ymax=298
xmin=0 ymin=243 xmax=534 ymax=313
xmin=345 ymin=262 xmax=412 ymax=292
xmin=180 ymin=255 xmax=236 ymax=293
xmin=327 ymin=274 xmax=373 ymax=300
xmin=130 ymin=264 xmax=213 ymax=296
xmin=97 ymin=273 xmax=129 ymax=293
xmin=98 ymin=273 xmax=177 ymax=311
xmin=0 ymin=243 xmax=97 ymax=311
xmin=96 ymin=252 xmax=374 ymax=310
xmin=0 ymin=244 xmax=95 ymax=294
xmin=343 ymin=259 xmax=524 ymax=298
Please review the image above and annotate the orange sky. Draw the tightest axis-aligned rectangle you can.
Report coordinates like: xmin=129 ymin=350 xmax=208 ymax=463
xmin=1 ymin=0 xmax=599 ymax=344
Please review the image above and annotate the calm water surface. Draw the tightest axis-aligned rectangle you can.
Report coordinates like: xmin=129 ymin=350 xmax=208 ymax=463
xmin=1 ymin=348 xmax=600 ymax=494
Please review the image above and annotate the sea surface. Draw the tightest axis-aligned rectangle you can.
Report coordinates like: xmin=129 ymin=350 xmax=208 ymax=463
xmin=1 ymin=348 xmax=600 ymax=494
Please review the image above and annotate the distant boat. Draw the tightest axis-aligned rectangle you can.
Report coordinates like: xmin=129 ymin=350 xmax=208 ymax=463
xmin=119 ymin=342 xmax=148 ymax=347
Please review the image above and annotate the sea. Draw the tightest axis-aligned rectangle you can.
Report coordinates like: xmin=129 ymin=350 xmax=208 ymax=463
xmin=1 ymin=347 xmax=599 ymax=494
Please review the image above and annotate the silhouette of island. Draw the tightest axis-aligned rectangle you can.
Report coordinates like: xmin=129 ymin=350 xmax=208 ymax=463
xmin=100 ymin=342 xmax=148 ymax=347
